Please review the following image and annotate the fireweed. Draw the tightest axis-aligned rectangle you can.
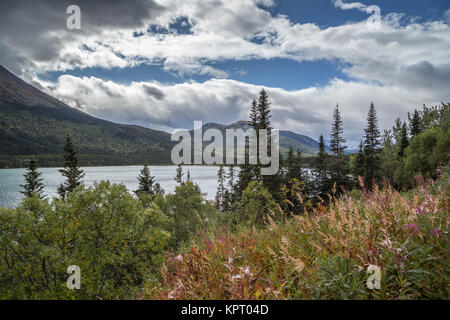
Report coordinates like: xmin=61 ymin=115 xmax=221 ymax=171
xmin=146 ymin=175 xmax=449 ymax=300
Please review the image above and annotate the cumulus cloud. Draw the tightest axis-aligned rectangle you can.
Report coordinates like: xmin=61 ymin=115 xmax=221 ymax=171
xmin=332 ymin=0 xmax=368 ymax=11
xmin=38 ymin=75 xmax=446 ymax=148
xmin=1 ymin=0 xmax=449 ymax=146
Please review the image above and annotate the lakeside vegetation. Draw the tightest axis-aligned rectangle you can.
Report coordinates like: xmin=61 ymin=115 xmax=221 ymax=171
xmin=0 ymin=91 xmax=448 ymax=300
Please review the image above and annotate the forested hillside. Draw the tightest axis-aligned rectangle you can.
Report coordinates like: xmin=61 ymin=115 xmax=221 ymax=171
xmin=0 ymin=65 xmax=174 ymax=168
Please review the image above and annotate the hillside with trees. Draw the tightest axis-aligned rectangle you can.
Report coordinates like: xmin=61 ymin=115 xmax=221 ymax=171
xmin=0 ymin=65 xmax=174 ymax=168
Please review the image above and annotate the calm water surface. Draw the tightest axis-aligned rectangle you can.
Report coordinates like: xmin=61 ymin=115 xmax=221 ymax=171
xmin=0 ymin=166 xmax=221 ymax=208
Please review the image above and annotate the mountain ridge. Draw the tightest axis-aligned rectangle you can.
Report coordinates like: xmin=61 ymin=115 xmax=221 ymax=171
xmin=0 ymin=65 xmax=174 ymax=168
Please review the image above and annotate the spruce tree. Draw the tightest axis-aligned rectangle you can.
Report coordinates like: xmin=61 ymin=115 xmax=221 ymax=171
xmin=236 ymin=96 xmax=261 ymax=198
xmin=315 ymin=135 xmax=330 ymax=199
xmin=363 ymin=102 xmax=381 ymax=188
xmin=21 ymin=157 xmax=45 ymax=199
xmin=257 ymin=89 xmax=272 ymax=132
xmin=353 ymin=141 xmax=365 ymax=179
xmin=226 ymin=165 xmax=236 ymax=206
xmin=257 ymin=89 xmax=282 ymax=200
xmin=58 ymin=135 xmax=84 ymax=198
xmin=215 ymin=166 xmax=226 ymax=211
xmin=398 ymin=122 xmax=409 ymax=158
xmin=285 ymin=148 xmax=303 ymax=183
xmin=135 ymin=165 xmax=155 ymax=198
xmin=249 ymin=99 xmax=259 ymax=130
xmin=409 ymin=109 xmax=421 ymax=138
xmin=175 ymin=164 xmax=184 ymax=184
xmin=329 ymin=104 xmax=348 ymax=190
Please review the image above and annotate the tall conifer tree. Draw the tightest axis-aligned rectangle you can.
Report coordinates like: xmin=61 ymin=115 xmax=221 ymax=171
xmin=21 ymin=157 xmax=45 ymax=199
xmin=329 ymin=104 xmax=348 ymax=190
xmin=409 ymin=109 xmax=422 ymax=138
xmin=353 ymin=141 xmax=365 ymax=179
xmin=315 ymin=135 xmax=330 ymax=199
xmin=215 ymin=166 xmax=226 ymax=211
xmin=398 ymin=122 xmax=409 ymax=158
xmin=363 ymin=102 xmax=381 ymax=188
xmin=175 ymin=164 xmax=184 ymax=185
xmin=58 ymin=135 xmax=84 ymax=199
xmin=135 ymin=165 xmax=155 ymax=198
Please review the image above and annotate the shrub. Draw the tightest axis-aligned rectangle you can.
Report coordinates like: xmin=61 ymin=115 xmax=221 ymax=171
xmin=147 ymin=175 xmax=449 ymax=300
xmin=0 ymin=181 xmax=171 ymax=299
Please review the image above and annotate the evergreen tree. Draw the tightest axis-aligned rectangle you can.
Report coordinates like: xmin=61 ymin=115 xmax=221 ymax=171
xmin=257 ymin=89 xmax=282 ymax=201
xmin=154 ymin=183 xmax=165 ymax=197
xmin=398 ymin=122 xmax=409 ymax=158
xmin=236 ymin=95 xmax=262 ymax=198
xmin=58 ymin=135 xmax=84 ymax=199
xmin=175 ymin=164 xmax=184 ymax=185
xmin=315 ymin=135 xmax=330 ymax=199
xmin=187 ymin=170 xmax=191 ymax=182
xmin=215 ymin=166 xmax=226 ymax=211
xmin=249 ymin=99 xmax=259 ymax=130
xmin=228 ymin=165 xmax=235 ymax=191
xmin=135 ymin=165 xmax=155 ymax=198
xmin=329 ymin=104 xmax=348 ymax=190
xmin=20 ymin=157 xmax=45 ymax=199
xmin=283 ymin=148 xmax=308 ymax=213
xmin=285 ymin=148 xmax=303 ymax=183
xmin=225 ymin=165 xmax=236 ymax=208
xmin=352 ymin=141 xmax=365 ymax=179
xmin=257 ymin=89 xmax=272 ymax=132
xmin=363 ymin=102 xmax=381 ymax=188
xmin=409 ymin=109 xmax=422 ymax=138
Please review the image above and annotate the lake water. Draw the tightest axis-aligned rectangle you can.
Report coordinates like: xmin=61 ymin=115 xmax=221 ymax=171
xmin=0 ymin=166 xmax=222 ymax=209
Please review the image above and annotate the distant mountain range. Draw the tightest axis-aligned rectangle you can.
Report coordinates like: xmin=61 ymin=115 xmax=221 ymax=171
xmin=199 ymin=121 xmax=329 ymax=157
xmin=0 ymin=65 xmax=344 ymax=168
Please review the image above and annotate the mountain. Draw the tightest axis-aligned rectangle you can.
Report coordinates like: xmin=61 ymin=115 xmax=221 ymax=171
xmin=0 ymin=65 xmax=174 ymax=168
xmin=200 ymin=121 xmax=326 ymax=156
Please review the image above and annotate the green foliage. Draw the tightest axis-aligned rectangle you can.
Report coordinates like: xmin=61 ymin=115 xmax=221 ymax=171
xmin=351 ymin=141 xmax=365 ymax=180
xmin=174 ymin=164 xmax=184 ymax=185
xmin=135 ymin=165 xmax=158 ymax=205
xmin=409 ymin=109 xmax=422 ymax=138
xmin=395 ymin=120 xmax=449 ymax=187
xmin=314 ymin=134 xmax=331 ymax=199
xmin=215 ymin=166 xmax=226 ymax=211
xmin=329 ymin=104 xmax=350 ymax=192
xmin=235 ymin=181 xmax=279 ymax=227
xmin=20 ymin=157 xmax=45 ymax=199
xmin=0 ymin=182 xmax=171 ymax=299
xmin=58 ymin=136 xmax=85 ymax=199
xmin=150 ymin=173 xmax=449 ymax=300
xmin=363 ymin=102 xmax=381 ymax=188
xmin=162 ymin=181 xmax=217 ymax=248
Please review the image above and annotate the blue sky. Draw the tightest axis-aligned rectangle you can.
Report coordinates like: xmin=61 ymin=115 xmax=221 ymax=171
xmin=39 ymin=0 xmax=449 ymax=91
xmin=2 ymin=0 xmax=449 ymax=146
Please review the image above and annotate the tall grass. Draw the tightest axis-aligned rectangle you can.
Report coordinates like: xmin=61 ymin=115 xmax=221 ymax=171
xmin=146 ymin=175 xmax=449 ymax=300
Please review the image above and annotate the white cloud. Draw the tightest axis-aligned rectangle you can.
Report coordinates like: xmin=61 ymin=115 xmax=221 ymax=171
xmin=38 ymin=75 xmax=446 ymax=148
xmin=2 ymin=0 xmax=449 ymax=146
xmin=332 ymin=0 xmax=368 ymax=11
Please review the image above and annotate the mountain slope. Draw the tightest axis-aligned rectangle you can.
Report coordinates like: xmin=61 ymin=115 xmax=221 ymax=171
xmin=201 ymin=121 xmax=325 ymax=156
xmin=0 ymin=65 xmax=174 ymax=168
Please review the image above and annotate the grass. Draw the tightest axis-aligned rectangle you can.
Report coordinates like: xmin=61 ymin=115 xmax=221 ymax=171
xmin=146 ymin=175 xmax=449 ymax=300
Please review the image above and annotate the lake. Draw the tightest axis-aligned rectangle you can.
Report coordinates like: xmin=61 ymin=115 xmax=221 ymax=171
xmin=0 ymin=166 xmax=222 ymax=209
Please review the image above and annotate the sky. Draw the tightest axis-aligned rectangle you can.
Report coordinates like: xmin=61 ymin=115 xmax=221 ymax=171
xmin=1 ymin=0 xmax=449 ymax=147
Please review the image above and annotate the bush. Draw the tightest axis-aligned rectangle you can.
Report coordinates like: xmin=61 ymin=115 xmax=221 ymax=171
xmin=147 ymin=176 xmax=449 ymax=300
xmin=0 ymin=181 xmax=171 ymax=299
